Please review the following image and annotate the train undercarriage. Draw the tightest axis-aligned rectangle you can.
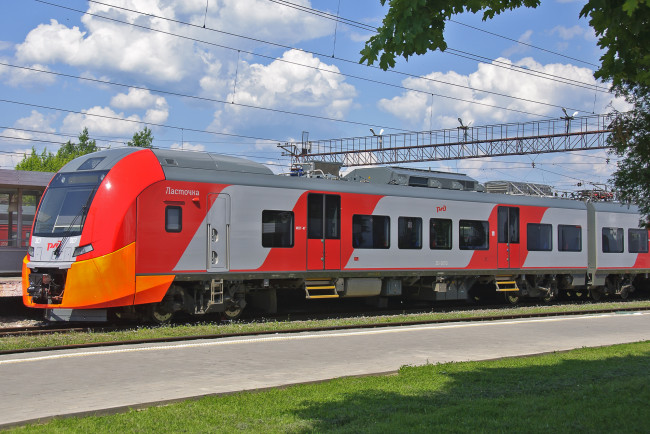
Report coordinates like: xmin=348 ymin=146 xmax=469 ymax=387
xmin=26 ymin=270 xmax=648 ymax=324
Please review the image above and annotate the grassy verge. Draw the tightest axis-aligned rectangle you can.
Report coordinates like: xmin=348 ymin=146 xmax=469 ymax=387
xmin=1 ymin=299 xmax=649 ymax=352
xmin=9 ymin=341 xmax=650 ymax=432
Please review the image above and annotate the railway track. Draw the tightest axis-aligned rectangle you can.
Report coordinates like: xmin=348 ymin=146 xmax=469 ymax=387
xmin=2 ymin=304 xmax=649 ymax=356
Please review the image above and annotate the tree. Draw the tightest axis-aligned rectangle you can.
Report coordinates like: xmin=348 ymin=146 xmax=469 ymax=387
xmin=15 ymin=126 xmax=155 ymax=172
xmin=127 ymin=126 xmax=154 ymax=148
xmin=361 ymin=0 xmax=650 ymax=222
xmin=14 ymin=147 xmax=59 ymax=172
xmin=15 ymin=127 xmax=98 ymax=172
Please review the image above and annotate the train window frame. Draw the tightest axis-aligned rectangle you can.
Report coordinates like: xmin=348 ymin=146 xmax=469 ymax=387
xmin=527 ymin=223 xmax=552 ymax=251
xmin=602 ymin=227 xmax=624 ymax=253
xmin=558 ymin=225 xmax=582 ymax=252
xmin=430 ymin=218 xmax=452 ymax=250
xmin=165 ymin=206 xmax=182 ymax=233
xmin=398 ymin=216 xmax=422 ymax=249
xmin=459 ymin=219 xmax=489 ymax=250
xmin=628 ymin=229 xmax=649 ymax=253
xmin=352 ymin=214 xmax=390 ymax=249
xmin=262 ymin=210 xmax=294 ymax=248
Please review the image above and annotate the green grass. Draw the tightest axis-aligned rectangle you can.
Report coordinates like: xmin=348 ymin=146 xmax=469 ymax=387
xmin=2 ymin=299 xmax=649 ymax=352
xmin=9 ymin=341 xmax=650 ymax=432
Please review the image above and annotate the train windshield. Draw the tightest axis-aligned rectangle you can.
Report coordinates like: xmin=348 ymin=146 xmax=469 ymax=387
xmin=33 ymin=171 xmax=108 ymax=237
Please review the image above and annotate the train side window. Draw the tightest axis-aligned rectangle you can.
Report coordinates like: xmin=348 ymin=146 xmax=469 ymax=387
xmin=430 ymin=218 xmax=452 ymax=250
xmin=527 ymin=223 xmax=552 ymax=251
xmin=262 ymin=210 xmax=294 ymax=248
xmin=398 ymin=217 xmax=422 ymax=249
xmin=629 ymin=229 xmax=649 ymax=253
xmin=165 ymin=206 xmax=182 ymax=233
xmin=602 ymin=227 xmax=624 ymax=253
xmin=352 ymin=215 xmax=390 ymax=249
xmin=459 ymin=220 xmax=489 ymax=250
xmin=558 ymin=225 xmax=582 ymax=252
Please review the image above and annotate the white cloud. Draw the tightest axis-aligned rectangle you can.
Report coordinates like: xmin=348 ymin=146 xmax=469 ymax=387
xmin=551 ymin=25 xmax=586 ymax=40
xmin=15 ymin=15 xmax=200 ymax=83
xmin=377 ymin=57 xmax=627 ymax=130
xmin=0 ymin=41 xmax=12 ymax=51
xmin=0 ymin=60 xmax=56 ymax=87
xmin=206 ymin=49 xmax=356 ymax=129
xmin=171 ymin=142 xmax=205 ymax=151
xmin=1 ymin=110 xmax=57 ymax=144
xmin=0 ymin=111 xmax=59 ymax=168
xmin=502 ymin=30 xmax=533 ymax=57
xmin=110 ymin=88 xmax=171 ymax=125
xmin=13 ymin=0 xmax=334 ymax=86
xmin=0 ymin=149 xmax=33 ymax=169
xmin=111 ymin=88 xmax=163 ymax=109
xmin=61 ymin=106 xmax=143 ymax=136
xmin=255 ymin=139 xmax=281 ymax=151
xmin=349 ymin=32 xmax=374 ymax=43
xmin=199 ymin=0 xmax=333 ymax=44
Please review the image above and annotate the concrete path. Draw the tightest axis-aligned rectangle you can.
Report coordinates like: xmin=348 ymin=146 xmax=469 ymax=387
xmin=1 ymin=311 xmax=649 ymax=428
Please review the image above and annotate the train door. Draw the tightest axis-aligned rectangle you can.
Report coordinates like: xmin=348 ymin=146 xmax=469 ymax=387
xmin=207 ymin=193 xmax=230 ymax=272
xmin=497 ymin=206 xmax=520 ymax=269
xmin=307 ymin=193 xmax=341 ymax=270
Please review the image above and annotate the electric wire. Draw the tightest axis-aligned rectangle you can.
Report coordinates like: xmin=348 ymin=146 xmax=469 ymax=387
xmin=253 ymin=0 xmax=608 ymax=92
xmin=55 ymin=0 xmax=606 ymax=110
xmin=0 ymin=62 xmax=415 ymax=133
xmin=448 ymin=19 xmax=599 ymax=68
xmin=33 ymin=1 xmax=578 ymax=118
xmin=263 ymin=0 xmax=600 ymax=69
xmin=0 ymin=97 xmax=285 ymax=143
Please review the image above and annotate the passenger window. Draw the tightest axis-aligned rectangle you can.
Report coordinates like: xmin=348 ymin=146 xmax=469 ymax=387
xmin=602 ymin=227 xmax=624 ymax=253
xmin=262 ymin=210 xmax=294 ymax=248
xmin=398 ymin=217 xmax=422 ymax=249
xmin=430 ymin=218 xmax=452 ymax=250
xmin=459 ymin=220 xmax=489 ymax=250
xmin=352 ymin=215 xmax=390 ymax=249
xmin=527 ymin=223 xmax=552 ymax=251
xmin=629 ymin=229 xmax=649 ymax=253
xmin=165 ymin=206 xmax=182 ymax=233
xmin=558 ymin=225 xmax=582 ymax=252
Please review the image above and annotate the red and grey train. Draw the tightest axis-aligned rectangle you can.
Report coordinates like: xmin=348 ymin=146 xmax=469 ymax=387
xmin=23 ymin=147 xmax=650 ymax=321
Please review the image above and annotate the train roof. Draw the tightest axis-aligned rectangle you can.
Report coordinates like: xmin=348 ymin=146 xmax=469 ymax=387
xmin=62 ymin=148 xmax=606 ymax=211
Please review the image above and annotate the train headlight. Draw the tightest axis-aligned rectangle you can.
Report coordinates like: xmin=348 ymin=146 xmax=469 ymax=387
xmin=28 ymin=246 xmax=34 ymax=256
xmin=73 ymin=244 xmax=94 ymax=257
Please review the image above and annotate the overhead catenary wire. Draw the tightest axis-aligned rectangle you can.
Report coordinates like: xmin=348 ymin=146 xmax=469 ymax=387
xmin=32 ymin=1 xmax=578 ymax=118
xmin=254 ymin=0 xmax=608 ymax=92
xmin=50 ymin=0 xmax=605 ymax=111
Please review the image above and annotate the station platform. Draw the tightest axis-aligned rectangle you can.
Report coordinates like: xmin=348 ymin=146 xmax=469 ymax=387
xmin=0 ymin=277 xmax=21 ymax=298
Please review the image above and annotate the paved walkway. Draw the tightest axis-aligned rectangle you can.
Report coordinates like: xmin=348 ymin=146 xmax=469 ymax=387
xmin=1 ymin=311 xmax=650 ymax=428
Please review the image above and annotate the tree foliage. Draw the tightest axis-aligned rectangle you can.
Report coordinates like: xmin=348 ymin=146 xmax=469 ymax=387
xmin=360 ymin=0 xmax=540 ymax=70
xmin=127 ymin=126 xmax=154 ymax=148
xmin=15 ymin=127 xmax=155 ymax=172
xmin=15 ymin=127 xmax=99 ymax=172
xmin=362 ymin=0 xmax=650 ymax=222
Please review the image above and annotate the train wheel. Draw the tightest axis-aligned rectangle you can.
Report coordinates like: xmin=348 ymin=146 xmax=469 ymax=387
xmin=505 ymin=293 xmax=520 ymax=304
xmin=222 ymin=305 xmax=243 ymax=321
xmin=619 ymin=287 xmax=630 ymax=300
xmin=542 ymin=292 xmax=555 ymax=303
xmin=589 ymin=289 xmax=603 ymax=301
xmin=145 ymin=303 xmax=174 ymax=325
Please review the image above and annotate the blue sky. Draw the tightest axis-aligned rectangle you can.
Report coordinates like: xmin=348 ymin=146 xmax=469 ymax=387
xmin=0 ymin=0 xmax=627 ymax=193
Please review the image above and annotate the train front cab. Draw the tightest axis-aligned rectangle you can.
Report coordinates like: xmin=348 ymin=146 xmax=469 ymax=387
xmin=23 ymin=148 xmax=166 ymax=321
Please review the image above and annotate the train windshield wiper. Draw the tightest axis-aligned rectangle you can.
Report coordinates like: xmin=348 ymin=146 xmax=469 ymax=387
xmin=53 ymin=185 xmax=98 ymax=258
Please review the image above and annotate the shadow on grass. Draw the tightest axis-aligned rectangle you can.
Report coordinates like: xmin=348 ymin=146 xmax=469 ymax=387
xmin=292 ymin=349 xmax=650 ymax=432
